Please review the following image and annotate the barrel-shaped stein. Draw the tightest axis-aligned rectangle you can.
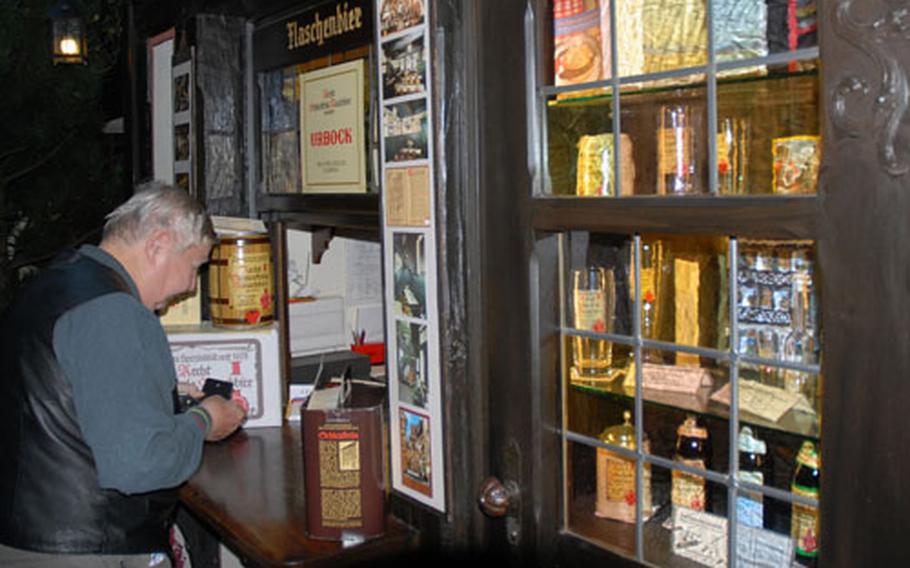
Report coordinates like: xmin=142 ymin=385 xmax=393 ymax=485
xmin=208 ymin=233 xmax=274 ymax=328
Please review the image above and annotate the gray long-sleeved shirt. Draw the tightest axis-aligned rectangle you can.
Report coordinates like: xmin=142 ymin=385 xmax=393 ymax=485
xmin=52 ymin=245 xmax=205 ymax=494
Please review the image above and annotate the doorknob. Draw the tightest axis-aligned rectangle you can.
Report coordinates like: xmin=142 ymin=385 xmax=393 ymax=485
xmin=478 ymin=476 xmax=519 ymax=518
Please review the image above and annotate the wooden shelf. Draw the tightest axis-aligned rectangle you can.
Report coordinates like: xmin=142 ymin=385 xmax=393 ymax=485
xmin=531 ymin=195 xmax=817 ymax=240
xmin=570 ymin=377 xmax=820 ymax=441
xmin=258 ymin=193 xmax=381 ymax=239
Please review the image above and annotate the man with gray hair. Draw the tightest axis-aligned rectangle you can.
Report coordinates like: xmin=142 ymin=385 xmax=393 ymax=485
xmin=0 ymin=181 xmax=246 ymax=567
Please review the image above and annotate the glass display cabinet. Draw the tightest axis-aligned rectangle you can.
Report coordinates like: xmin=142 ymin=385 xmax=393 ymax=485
xmin=531 ymin=1 xmax=822 ymax=565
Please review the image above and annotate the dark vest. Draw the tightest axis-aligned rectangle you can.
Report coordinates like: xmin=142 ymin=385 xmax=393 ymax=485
xmin=0 ymin=249 xmax=176 ymax=553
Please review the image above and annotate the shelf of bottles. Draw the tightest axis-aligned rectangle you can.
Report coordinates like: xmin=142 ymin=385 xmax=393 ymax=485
xmin=535 ymin=1 xmax=823 ymax=566
xmin=560 ymin=233 xmax=821 ymax=566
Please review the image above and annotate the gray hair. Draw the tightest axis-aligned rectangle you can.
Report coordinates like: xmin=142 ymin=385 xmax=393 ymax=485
xmin=102 ymin=180 xmax=215 ymax=250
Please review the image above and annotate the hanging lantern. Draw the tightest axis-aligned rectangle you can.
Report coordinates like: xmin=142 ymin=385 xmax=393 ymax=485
xmin=49 ymin=0 xmax=87 ymax=65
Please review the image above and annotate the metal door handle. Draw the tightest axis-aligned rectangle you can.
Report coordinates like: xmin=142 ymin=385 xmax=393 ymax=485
xmin=478 ymin=476 xmax=519 ymax=518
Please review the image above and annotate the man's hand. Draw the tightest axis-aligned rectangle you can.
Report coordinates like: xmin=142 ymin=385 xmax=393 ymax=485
xmin=198 ymin=396 xmax=246 ymax=442
xmin=177 ymin=382 xmax=204 ymax=400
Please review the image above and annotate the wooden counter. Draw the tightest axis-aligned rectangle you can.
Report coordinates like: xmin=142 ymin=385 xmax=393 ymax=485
xmin=178 ymin=425 xmax=417 ymax=567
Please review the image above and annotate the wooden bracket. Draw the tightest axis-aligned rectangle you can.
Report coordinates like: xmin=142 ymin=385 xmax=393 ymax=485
xmin=311 ymin=227 xmax=333 ymax=264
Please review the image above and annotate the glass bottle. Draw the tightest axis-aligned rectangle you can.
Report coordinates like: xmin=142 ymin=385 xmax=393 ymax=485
xmin=595 ymin=410 xmax=651 ymax=523
xmin=658 ymin=104 xmax=698 ymax=195
xmin=717 ymin=116 xmax=749 ymax=195
xmin=783 ymin=271 xmax=817 ymax=407
xmin=671 ymin=414 xmax=709 ymax=511
xmin=572 ymin=266 xmax=616 ymax=381
xmin=737 ymin=426 xmax=767 ymax=528
xmin=791 ymin=441 xmax=820 ymax=566
xmin=639 ymin=241 xmax=663 ymax=363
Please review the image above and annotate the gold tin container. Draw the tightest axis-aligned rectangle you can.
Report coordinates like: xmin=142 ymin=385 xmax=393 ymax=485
xmin=208 ymin=233 xmax=274 ymax=328
xmin=595 ymin=410 xmax=652 ymax=523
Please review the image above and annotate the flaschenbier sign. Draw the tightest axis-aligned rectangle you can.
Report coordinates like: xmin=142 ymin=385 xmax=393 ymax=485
xmin=253 ymin=0 xmax=373 ymax=72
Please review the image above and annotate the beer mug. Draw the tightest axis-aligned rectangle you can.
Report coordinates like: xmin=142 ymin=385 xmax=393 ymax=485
xmin=572 ymin=266 xmax=616 ymax=381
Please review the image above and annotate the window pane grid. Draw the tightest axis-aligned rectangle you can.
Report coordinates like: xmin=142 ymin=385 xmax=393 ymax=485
xmin=560 ymin=235 xmax=820 ymax=564
xmin=547 ymin=1 xmax=822 ymax=564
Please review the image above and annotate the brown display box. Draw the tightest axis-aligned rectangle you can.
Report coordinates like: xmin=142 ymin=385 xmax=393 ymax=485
xmin=302 ymin=383 xmax=387 ymax=541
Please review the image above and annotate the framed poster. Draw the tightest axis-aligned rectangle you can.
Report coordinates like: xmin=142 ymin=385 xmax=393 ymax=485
xmin=299 ymin=59 xmax=367 ymax=193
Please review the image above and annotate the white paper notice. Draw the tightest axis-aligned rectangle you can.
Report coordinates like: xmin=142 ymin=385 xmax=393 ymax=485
xmin=624 ymin=362 xmax=714 ymax=394
xmin=711 ymin=380 xmax=813 ymax=423
xmin=736 ymin=523 xmax=794 ymax=567
xmin=672 ymin=506 xmax=728 ymax=567
xmin=345 ymin=239 xmax=382 ymax=303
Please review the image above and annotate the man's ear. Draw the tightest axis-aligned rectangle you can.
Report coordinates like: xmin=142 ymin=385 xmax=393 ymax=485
xmin=145 ymin=228 xmax=175 ymax=264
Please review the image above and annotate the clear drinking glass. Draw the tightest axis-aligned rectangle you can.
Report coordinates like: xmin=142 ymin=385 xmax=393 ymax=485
xmin=657 ymin=104 xmax=698 ymax=195
xmin=572 ymin=266 xmax=616 ymax=380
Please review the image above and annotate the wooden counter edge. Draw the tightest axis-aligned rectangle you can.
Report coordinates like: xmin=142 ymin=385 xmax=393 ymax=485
xmin=178 ymin=483 xmax=419 ymax=567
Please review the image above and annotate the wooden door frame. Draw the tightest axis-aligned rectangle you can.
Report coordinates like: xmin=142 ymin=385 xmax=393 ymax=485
xmin=819 ymin=1 xmax=910 ymax=564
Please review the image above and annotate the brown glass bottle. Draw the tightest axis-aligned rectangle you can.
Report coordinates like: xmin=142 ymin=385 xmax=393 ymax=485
xmin=671 ymin=414 xmax=710 ymax=511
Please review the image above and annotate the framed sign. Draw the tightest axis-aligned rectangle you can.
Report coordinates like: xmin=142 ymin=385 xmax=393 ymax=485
xmin=299 ymin=59 xmax=366 ymax=193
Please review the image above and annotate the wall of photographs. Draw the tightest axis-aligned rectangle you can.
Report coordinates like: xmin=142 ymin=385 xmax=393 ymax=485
xmin=375 ymin=0 xmax=444 ymax=512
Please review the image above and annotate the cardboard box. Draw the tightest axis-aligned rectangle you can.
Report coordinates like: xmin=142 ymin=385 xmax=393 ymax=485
xmin=158 ymin=276 xmax=202 ymax=326
xmin=302 ymin=383 xmax=387 ymax=540
xmin=167 ymin=322 xmax=282 ymax=428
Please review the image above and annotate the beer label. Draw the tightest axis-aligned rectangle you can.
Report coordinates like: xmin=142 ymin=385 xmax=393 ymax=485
xmin=596 ymin=449 xmax=650 ymax=522
xmin=227 ymin=248 xmax=273 ymax=311
xmin=605 ymin=454 xmax=636 ymax=504
xmin=318 ymin=424 xmax=363 ymax=528
xmin=574 ymin=289 xmax=606 ymax=332
xmin=672 ymin=462 xmax=706 ymax=511
xmin=792 ymin=484 xmax=819 ymax=558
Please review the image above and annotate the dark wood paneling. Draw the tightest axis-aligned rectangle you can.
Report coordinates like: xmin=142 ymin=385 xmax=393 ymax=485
xmin=477 ymin=0 xmax=537 ymax=562
xmin=531 ymin=233 xmax=568 ymax=566
xmin=819 ymin=1 xmax=910 ymax=565
xmin=433 ymin=0 xmax=490 ymax=553
xmin=532 ymin=196 xmax=817 ymax=239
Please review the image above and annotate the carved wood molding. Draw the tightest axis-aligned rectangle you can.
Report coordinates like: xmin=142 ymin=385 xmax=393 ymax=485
xmin=830 ymin=0 xmax=910 ymax=176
